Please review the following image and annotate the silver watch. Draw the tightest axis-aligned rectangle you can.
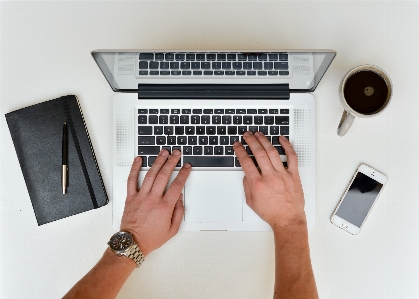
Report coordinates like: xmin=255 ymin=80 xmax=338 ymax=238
xmin=108 ymin=231 xmax=145 ymax=268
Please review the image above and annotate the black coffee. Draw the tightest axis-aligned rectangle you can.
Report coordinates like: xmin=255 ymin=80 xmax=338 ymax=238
xmin=344 ymin=70 xmax=389 ymax=115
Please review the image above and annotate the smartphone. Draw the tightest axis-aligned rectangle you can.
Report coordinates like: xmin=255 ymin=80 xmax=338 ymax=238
xmin=330 ymin=164 xmax=387 ymax=235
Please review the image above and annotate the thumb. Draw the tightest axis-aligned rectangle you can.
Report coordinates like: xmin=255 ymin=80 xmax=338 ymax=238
xmin=169 ymin=194 xmax=185 ymax=237
xmin=243 ymin=176 xmax=254 ymax=210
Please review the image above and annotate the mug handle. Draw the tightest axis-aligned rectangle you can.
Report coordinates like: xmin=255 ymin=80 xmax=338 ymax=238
xmin=337 ymin=110 xmax=355 ymax=136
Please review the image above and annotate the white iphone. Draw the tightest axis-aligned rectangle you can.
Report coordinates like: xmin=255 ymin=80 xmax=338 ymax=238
xmin=330 ymin=164 xmax=387 ymax=235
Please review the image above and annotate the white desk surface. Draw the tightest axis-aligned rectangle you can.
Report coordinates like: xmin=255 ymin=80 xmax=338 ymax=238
xmin=1 ymin=1 xmax=419 ymax=298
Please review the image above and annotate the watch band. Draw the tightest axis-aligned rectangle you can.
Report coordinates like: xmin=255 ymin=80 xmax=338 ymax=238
xmin=127 ymin=243 xmax=145 ymax=268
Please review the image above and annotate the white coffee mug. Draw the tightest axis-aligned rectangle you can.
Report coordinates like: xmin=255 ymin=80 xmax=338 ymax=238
xmin=337 ymin=65 xmax=392 ymax=136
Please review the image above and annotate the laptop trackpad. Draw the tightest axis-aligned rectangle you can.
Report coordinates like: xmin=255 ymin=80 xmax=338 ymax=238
xmin=184 ymin=172 xmax=243 ymax=223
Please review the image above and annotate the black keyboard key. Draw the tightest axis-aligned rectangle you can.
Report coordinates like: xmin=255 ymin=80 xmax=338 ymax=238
xmin=238 ymin=126 xmax=247 ymax=135
xmin=149 ymin=61 xmax=159 ymax=69
xmin=209 ymin=136 xmax=218 ymax=145
xmin=188 ymin=136 xmax=197 ymax=145
xmin=160 ymin=71 xmax=170 ymax=75
xmin=212 ymin=62 xmax=221 ymax=69
xmin=149 ymin=109 xmax=159 ymax=114
xmin=214 ymin=146 xmax=223 ymax=155
xmin=236 ymin=109 xmax=246 ymax=114
xmin=175 ymin=126 xmax=184 ymax=135
xmin=258 ymin=71 xmax=267 ymax=76
xmin=183 ymin=146 xmax=192 ymax=155
xmin=217 ymin=54 xmax=227 ymax=61
xmin=217 ymin=126 xmax=226 ymax=135
xmin=171 ymin=71 xmax=181 ymax=75
xmin=170 ymin=115 xmax=179 ymax=124
xmin=222 ymin=62 xmax=231 ymax=69
xmin=160 ymin=62 xmax=169 ymax=69
xmin=272 ymin=136 xmax=280 ymax=145
xmin=139 ymin=156 xmax=147 ymax=167
xmin=243 ymin=116 xmax=253 ymax=124
xmin=182 ymin=109 xmax=191 ymax=114
xmin=275 ymin=116 xmax=289 ymax=125
xmin=249 ymin=126 xmax=258 ymax=134
xmin=181 ymin=62 xmax=190 ymax=69
xmin=199 ymin=136 xmax=208 ymax=145
xmin=220 ymin=136 xmax=229 ymax=145
xmin=235 ymin=157 xmax=241 ymax=167
xmin=237 ymin=54 xmax=247 ymax=61
xmin=264 ymin=62 xmax=274 ymax=70
xmin=258 ymin=54 xmax=268 ymax=61
xmin=222 ymin=115 xmax=232 ymax=124
xmin=180 ymin=115 xmax=189 ymax=124
xmin=254 ymin=116 xmax=263 ymax=125
xmin=214 ymin=71 xmax=224 ymax=75
xmin=230 ymin=136 xmax=240 ymax=145
xmin=156 ymin=136 xmax=166 ymax=145
xmin=149 ymin=115 xmax=158 ymax=124
xmin=139 ymin=71 xmax=148 ymax=75
xmin=247 ymin=109 xmax=257 ymax=114
xmin=248 ymin=54 xmax=257 ymax=61
xmin=227 ymin=54 xmax=236 ymax=61
xmin=186 ymin=54 xmax=195 ymax=61
xmin=191 ymin=62 xmax=200 ymax=69
xmin=164 ymin=126 xmax=174 ymax=135
xmin=269 ymin=109 xmax=278 ymax=114
xmin=225 ymin=71 xmax=235 ymax=76
xmin=225 ymin=146 xmax=234 ymax=155
xmin=203 ymin=109 xmax=213 ymax=114
xmin=148 ymin=156 xmax=157 ymax=167
xmin=192 ymin=109 xmax=202 ymax=114
xmin=196 ymin=126 xmax=205 ymax=135
xmin=207 ymin=54 xmax=216 ymax=60
xmin=228 ymin=126 xmax=237 ymax=135
xmin=185 ymin=126 xmax=195 ymax=135
xmin=201 ymin=62 xmax=211 ymax=69
xmin=193 ymin=146 xmax=203 ymax=155
xmin=184 ymin=156 xmax=234 ymax=167
xmin=204 ymin=71 xmax=213 ymax=75
xmin=278 ymin=53 xmax=288 ymax=60
xmin=138 ymin=136 xmax=155 ymax=145
xmin=243 ymin=62 xmax=253 ymax=69
xmin=274 ymin=62 xmax=288 ymax=70
xmin=154 ymin=126 xmax=163 ymax=135
xmin=215 ymin=109 xmax=224 ymax=114
xmin=206 ymin=126 xmax=216 ymax=135
xmin=167 ymin=136 xmax=176 ymax=145
xmin=264 ymin=116 xmax=274 ymax=125
xmin=172 ymin=147 xmax=182 ymax=156
xmin=280 ymin=109 xmax=289 ymax=115
xmin=236 ymin=71 xmax=245 ymax=76
xmin=258 ymin=109 xmax=268 ymax=114
xmin=138 ymin=126 xmax=152 ymax=135
xmin=159 ymin=115 xmax=168 ymax=124
xmin=175 ymin=54 xmax=185 ymax=61
xmin=160 ymin=109 xmax=170 ymax=114
xmin=138 ymin=115 xmax=148 ymax=124
xmin=204 ymin=146 xmax=213 ymax=155
xmin=138 ymin=146 xmax=160 ymax=155
xmin=259 ymin=126 xmax=268 ymax=135
xmin=280 ymin=126 xmax=289 ymax=135
xmin=150 ymin=71 xmax=159 ymax=75
xmin=212 ymin=115 xmax=221 ymax=124
xmin=177 ymin=136 xmax=187 ymax=145
xmin=170 ymin=62 xmax=180 ymax=69
xmin=191 ymin=115 xmax=200 ymax=124
xmin=253 ymin=62 xmax=263 ymax=69
xmin=165 ymin=53 xmax=174 ymax=60
xmin=171 ymin=109 xmax=180 ymax=114
xmin=233 ymin=115 xmax=242 ymax=124
xmin=196 ymin=54 xmax=206 ymax=61
xmin=138 ymin=109 xmax=148 ymax=114
xmin=268 ymin=54 xmax=278 ymax=61
xmin=155 ymin=53 xmax=164 ymax=60
xmin=226 ymin=109 xmax=235 ymax=114
xmin=268 ymin=71 xmax=278 ymax=76
xmin=274 ymin=146 xmax=285 ymax=155
xmin=279 ymin=71 xmax=289 ymax=76
xmin=247 ymin=71 xmax=256 ymax=76
xmin=270 ymin=126 xmax=279 ymax=135
xmin=233 ymin=62 xmax=242 ymax=69
xmin=139 ymin=53 xmax=154 ymax=60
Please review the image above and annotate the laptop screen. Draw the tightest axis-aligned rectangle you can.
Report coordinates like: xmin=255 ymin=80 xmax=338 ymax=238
xmin=92 ymin=50 xmax=335 ymax=93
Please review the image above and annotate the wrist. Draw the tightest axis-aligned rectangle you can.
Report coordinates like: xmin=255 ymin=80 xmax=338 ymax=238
xmin=272 ymin=221 xmax=309 ymax=248
xmin=103 ymin=248 xmax=137 ymax=272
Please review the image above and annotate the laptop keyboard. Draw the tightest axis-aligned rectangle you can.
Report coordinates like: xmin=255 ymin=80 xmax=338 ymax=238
xmin=138 ymin=52 xmax=289 ymax=77
xmin=137 ymin=108 xmax=290 ymax=168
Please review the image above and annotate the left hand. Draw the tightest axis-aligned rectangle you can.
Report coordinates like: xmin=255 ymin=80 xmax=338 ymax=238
xmin=120 ymin=149 xmax=191 ymax=256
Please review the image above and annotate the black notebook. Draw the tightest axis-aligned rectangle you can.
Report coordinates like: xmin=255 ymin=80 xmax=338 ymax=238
xmin=5 ymin=95 xmax=108 ymax=225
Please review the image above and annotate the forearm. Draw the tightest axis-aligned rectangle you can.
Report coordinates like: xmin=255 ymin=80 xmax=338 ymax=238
xmin=63 ymin=248 xmax=136 ymax=299
xmin=272 ymin=223 xmax=318 ymax=299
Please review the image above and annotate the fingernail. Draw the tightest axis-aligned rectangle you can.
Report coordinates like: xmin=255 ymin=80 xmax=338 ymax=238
xmin=254 ymin=132 xmax=263 ymax=137
xmin=233 ymin=141 xmax=240 ymax=147
xmin=183 ymin=163 xmax=191 ymax=168
xmin=160 ymin=149 xmax=169 ymax=156
xmin=172 ymin=150 xmax=181 ymax=156
xmin=243 ymin=131 xmax=252 ymax=137
xmin=280 ymin=135 xmax=287 ymax=141
xmin=135 ymin=156 xmax=141 ymax=162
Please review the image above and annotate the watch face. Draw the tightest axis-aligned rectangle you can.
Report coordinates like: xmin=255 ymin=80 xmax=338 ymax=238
xmin=109 ymin=232 xmax=133 ymax=251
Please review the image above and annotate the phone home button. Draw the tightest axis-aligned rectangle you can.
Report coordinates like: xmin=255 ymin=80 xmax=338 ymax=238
xmin=342 ymin=223 xmax=349 ymax=228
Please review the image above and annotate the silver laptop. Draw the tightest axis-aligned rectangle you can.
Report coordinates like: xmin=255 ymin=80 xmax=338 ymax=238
xmin=92 ymin=50 xmax=335 ymax=231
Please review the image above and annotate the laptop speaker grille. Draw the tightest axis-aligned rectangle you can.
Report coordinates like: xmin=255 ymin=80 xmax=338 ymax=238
xmin=293 ymin=109 xmax=312 ymax=167
xmin=293 ymin=53 xmax=311 ymax=76
xmin=115 ymin=110 xmax=134 ymax=167
xmin=117 ymin=53 xmax=135 ymax=75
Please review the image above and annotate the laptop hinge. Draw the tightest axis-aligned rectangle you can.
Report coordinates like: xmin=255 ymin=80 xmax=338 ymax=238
xmin=137 ymin=84 xmax=290 ymax=99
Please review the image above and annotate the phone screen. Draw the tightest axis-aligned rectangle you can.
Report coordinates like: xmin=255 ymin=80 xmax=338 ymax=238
xmin=335 ymin=172 xmax=383 ymax=228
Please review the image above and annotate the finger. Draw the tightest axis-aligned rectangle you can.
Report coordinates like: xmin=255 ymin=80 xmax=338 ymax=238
xmin=127 ymin=156 xmax=142 ymax=197
xmin=140 ymin=149 xmax=170 ymax=193
xmin=149 ymin=150 xmax=182 ymax=196
xmin=243 ymin=176 xmax=254 ymax=210
xmin=254 ymin=132 xmax=285 ymax=172
xmin=242 ymin=131 xmax=275 ymax=174
xmin=169 ymin=194 xmax=185 ymax=237
xmin=279 ymin=136 xmax=298 ymax=173
xmin=233 ymin=140 xmax=260 ymax=181
xmin=164 ymin=163 xmax=192 ymax=206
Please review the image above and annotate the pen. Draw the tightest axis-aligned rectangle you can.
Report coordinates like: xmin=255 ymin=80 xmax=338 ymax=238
xmin=62 ymin=122 xmax=68 ymax=194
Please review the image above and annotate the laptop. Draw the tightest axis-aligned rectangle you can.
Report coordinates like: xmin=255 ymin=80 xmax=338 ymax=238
xmin=92 ymin=50 xmax=336 ymax=231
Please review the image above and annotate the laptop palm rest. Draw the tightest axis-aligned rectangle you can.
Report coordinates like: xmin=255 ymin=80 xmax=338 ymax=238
xmin=184 ymin=171 xmax=243 ymax=223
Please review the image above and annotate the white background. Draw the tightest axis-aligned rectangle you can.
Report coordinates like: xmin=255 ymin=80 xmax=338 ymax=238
xmin=1 ymin=1 xmax=419 ymax=298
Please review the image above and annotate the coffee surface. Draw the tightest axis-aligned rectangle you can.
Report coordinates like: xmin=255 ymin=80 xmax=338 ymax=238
xmin=344 ymin=70 xmax=388 ymax=114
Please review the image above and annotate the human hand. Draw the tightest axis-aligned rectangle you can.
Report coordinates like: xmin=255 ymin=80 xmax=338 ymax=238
xmin=120 ymin=149 xmax=191 ymax=257
xmin=233 ymin=132 xmax=306 ymax=231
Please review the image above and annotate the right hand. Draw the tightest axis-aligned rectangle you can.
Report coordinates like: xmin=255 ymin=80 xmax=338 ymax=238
xmin=233 ymin=132 xmax=306 ymax=230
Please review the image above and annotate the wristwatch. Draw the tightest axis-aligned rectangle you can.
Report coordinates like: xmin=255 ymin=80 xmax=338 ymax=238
xmin=108 ymin=231 xmax=145 ymax=268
